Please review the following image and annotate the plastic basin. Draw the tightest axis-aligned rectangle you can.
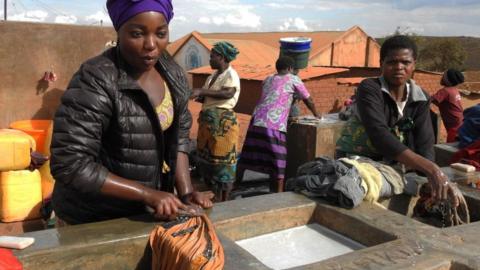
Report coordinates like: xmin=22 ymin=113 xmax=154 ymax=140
xmin=9 ymin=120 xmax=52 ymax=154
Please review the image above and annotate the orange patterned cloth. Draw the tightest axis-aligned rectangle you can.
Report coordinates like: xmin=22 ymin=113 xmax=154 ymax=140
xmin=149 ymin=214 xmax=224 ymax=270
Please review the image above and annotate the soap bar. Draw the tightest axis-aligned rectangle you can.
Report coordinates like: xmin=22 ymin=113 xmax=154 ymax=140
xmin=450 ymin=163 xmax=476 ymax=173
xmin=0 ymin=236 xmax=35 ymax=249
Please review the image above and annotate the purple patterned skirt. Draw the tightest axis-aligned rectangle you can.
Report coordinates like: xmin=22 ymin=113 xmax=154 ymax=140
xmin=238 ymin=124 xmax=287 ymax=179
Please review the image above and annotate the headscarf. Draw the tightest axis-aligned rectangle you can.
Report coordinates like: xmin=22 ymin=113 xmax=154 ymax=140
xmin=212 ymin=41 xmax=239 ymax=62
xmin=442 ymin=68 xmax=464 ymax=87
xmin=107 ymin=0 xmax=174 ymax=31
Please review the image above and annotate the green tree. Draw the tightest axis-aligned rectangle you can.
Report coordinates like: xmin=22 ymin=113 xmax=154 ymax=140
xmin=417 ymin=38 xmax=466 ymax=71
xmin=379 ymin=27 xmax=467 ymax=72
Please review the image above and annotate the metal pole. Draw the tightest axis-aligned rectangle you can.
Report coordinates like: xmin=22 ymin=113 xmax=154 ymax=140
xmin=4 ymin=0 xmax=6 ymax=21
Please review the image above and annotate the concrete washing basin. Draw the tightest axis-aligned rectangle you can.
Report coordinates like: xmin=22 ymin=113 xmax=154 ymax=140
xmin=13 ymin=192 xmax=480 ymax=269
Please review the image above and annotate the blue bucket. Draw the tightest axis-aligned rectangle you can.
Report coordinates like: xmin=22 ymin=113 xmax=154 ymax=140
xmin=279 ymin=37 xmax=312 ymax=69
xmin=279 ymin=37 xmax=312 ymax=52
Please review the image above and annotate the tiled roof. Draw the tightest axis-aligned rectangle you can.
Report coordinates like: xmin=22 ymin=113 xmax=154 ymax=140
xmin=167 ymin=31 xmax=212 ymax=56
xmin=189 ymin=64 xmax=348 ymax=81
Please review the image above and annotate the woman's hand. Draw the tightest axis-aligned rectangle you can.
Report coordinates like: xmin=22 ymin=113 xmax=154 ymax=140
xmin=143 ymin=189 xmax=186 ymax=220
xmin=427 ymin=168 xmax=466 ymax=209
xmin=447 ymin=182 xmax=465 ymax=208
xmin=182 ymin=191 xmax=215 ymax=209
xmin=427 ymin=169 xmax=450 ymax=201
xmin=29 ymin=151 xmax=49 ymax=170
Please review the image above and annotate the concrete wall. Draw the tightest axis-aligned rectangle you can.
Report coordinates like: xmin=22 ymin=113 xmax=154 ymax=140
xmin=331 ymin=28 xmax=368 ymax=67
xmin=310 ymin=47 xmax=332 ymax=66
xmin=367 ymin=37 xmax=381 ymax=68
xmin=0 ymin=21 xmax=116 ymax=128
xmin=173 ymin=37 xmax=210 ymax=72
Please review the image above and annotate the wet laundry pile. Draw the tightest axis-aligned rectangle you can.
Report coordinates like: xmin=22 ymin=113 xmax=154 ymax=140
xmin=286 ymin=156 xmax=470 ymax=227
xmin=286 ymin=156 xmax=406 ymax=209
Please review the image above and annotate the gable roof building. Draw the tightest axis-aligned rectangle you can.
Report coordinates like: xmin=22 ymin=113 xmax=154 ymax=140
xmin=167 ymin=25 xmax=380 ymax=72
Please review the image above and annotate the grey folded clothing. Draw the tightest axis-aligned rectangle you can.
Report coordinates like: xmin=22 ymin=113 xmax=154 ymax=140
xmin=286 ymin=156 xmax=365 ymax=209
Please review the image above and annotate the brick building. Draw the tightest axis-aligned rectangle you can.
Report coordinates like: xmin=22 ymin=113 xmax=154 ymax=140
xmin=190 ymin=66 xmax=443 ymax=114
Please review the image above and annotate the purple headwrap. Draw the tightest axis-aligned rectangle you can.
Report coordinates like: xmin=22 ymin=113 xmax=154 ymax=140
xmin=107 ymin=0 xmax=174 ymax=31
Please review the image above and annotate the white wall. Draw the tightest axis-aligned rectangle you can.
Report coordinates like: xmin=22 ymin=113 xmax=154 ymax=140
xmin=173 ymin=37 xmax=211 ymax=71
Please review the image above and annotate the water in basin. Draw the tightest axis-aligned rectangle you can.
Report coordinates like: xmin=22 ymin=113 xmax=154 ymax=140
xmin=235 ymin=223 xmax=365 ymax=270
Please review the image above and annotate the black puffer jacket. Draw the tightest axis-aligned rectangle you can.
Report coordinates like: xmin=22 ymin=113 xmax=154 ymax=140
xmin=356 ymin=77 xmax=434 ymax=161
xmin=50 ymin=47 xmax=192 ymax=224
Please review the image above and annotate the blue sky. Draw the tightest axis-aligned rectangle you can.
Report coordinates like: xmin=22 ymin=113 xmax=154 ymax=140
xmin=2 ymin=0 xmax=479 ymax=40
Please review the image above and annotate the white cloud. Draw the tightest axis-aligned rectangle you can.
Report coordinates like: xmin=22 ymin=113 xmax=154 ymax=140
xmin=196 ymin=8 xmax=260 ymax=28
xmin=173 ymin=16 xmax=187 ymax=23
xmin=9 ymin=10 xmax=48 ymax=22
xmin=293 ymin=18 xmax=309 ymax=31
xmin=55 ymin=15 xmax=77 ymax=24
xmin=198 ymin=17 xmax=211 ymax=24
xmin=174 ymin=0 xmax=261 ymax=30
xmin=212 ymin=17 xmax=225 ymax=25
xmin=224 ymin=8 xmax=261 ymax=28
xmin=265 ymin=3 xmax=305 ymax=9
xmin=85 ymin=11 xmax=111 ymax=25
xmin=348 ymin=3 xmax=480 ymax=37
xmin=279 ymin=18 xmax=310 ymax=31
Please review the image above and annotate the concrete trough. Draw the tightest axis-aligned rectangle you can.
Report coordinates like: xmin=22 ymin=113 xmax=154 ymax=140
xmin=13 ymin=192 xmax=480 ymax=269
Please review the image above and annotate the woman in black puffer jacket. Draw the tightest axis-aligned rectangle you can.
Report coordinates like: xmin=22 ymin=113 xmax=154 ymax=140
xmin=50 ymin=0 xmax=213 ymax=225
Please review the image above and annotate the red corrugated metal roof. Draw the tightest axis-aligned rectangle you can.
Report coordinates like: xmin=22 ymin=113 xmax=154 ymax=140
xmin=206 ymin=39 xmax=279 ymax=66
xmin=202 ymin=31 xmax=345 ymax=57
xmin=189 ymin=65 xmax=348 ymax=81
xmin=168 ymin=30 xmax=347 ymax=59
xmin=168 ymin=26 xmax=380 ymax=70
xmin=298 ymin=66 xmax=348 ymax=81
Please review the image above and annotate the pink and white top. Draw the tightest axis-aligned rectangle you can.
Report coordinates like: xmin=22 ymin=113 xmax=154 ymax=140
xmin=252 ymin=73 xmax=310 ymax=132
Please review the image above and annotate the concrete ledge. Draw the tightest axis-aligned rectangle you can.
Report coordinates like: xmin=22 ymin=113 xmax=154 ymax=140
xmin=13 ymin=191 xmax=480 ymax=270
xmin=434 ymin=142 xmax=460 ymax=167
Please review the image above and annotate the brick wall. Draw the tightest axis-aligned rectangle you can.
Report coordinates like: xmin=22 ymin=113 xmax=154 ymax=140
xmin=294 ymin=70 xmax=443 ymax=113
xmin=191 ymin=69 xmax=450 ymax=145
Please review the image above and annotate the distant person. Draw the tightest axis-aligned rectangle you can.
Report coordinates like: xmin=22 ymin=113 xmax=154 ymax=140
xmin=190 ymin=41 xmax=240 ymax=202
xmin=431 ymin=69 xmax=465 ymax=142
xmin=457 ymin=103 xmax=480 ymax=148
xmin=237 ymin=56 xmax=320 ymax=193
xmin=339 ymin=92 xmax=356 ymax=121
